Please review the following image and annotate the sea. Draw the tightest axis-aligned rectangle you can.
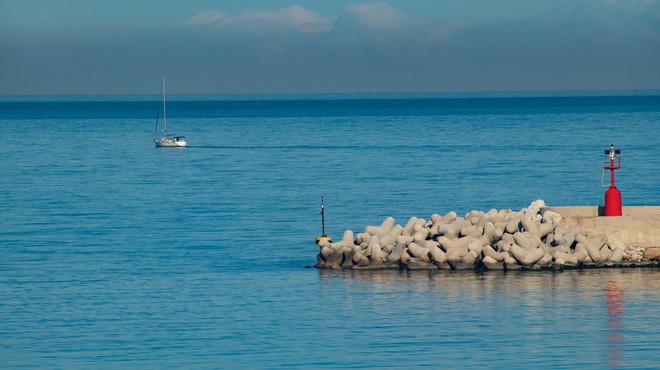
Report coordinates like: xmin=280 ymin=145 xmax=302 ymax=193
xmin=1 ymin=91 xmax=659 ymax=369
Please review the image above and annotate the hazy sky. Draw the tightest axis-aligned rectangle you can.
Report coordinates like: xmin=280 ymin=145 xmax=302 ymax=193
xmin=1 ymin=0 xmax=659 ymax=95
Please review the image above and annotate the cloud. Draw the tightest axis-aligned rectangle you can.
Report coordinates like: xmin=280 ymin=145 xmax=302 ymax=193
xmin=341 ymin=2 xmax=410 ymax=30
xmin=330 ymin=2 xmax=464 ymax=56
xmin=110 ymin=2 xmax=660 ymax=92
xmin=282 ymin=5 xmax=335 ymax=32
xmin=186 ymin=5 xmax=335 ymax=33
xmin=186 ymin=10 xmax=225 ymax=26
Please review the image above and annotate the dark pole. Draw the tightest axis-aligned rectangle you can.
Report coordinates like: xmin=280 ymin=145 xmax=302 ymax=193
xmin=321 ymin=197 xmax=326 ymax=237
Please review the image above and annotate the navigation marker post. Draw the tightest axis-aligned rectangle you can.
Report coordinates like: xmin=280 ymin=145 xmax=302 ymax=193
xmin=315 ymin=197 xmax=333 ymax=244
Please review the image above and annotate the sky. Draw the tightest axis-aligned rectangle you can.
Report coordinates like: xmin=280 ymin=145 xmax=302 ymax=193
xmin=1 ymin=0 xmax=659 ymax=95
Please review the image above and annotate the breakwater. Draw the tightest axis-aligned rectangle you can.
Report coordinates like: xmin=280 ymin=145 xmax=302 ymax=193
xmin=315 ymin=200 xmax=660 ymax=270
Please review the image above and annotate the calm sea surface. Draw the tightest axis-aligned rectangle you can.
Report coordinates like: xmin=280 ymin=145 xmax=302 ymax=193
xmin=1 ymin=92 xmax=659 ymax=369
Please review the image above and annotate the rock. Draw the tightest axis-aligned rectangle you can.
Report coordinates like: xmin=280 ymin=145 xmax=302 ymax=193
xmin=438 ymin=218 xmax=470 ymax=238
xmin=544 ymin=232 xmax=555 ymax=245
xmin=320 ymin=246 xmax=343 ymax=268
xmin=510 ymin=244 xmax=544 ymax=267
xmin=599 ymin=244 xmax=613 ymax=262
xmin=506 ymin=219 xmax=521 ymax=234
xmin=572 ymin=244 xmax=589 ymax=263
xmin=365 ymin=217 xmax=395 ymax=238
xmin=498 ymin=239 xmax=514 ymax=252
xmin=550 ymin=245 xmax=570 ymax=254
xmin=367 ymin=236 xmax=387 ymax=264
xmin=353 ymin=249 xmax=369 ymax=266
xmin=533 ymin=253 xmax=553 ymax=268
xmin=460 ymin=224 xmax=482 ymax=238
xmin=607 ymin=247 xmax=624 ymax=263
xmin=340 ymin=248 xmax=355 ymax=268
xmin=467 ymin=239 xmax=483 ymax=255
xmin=449 ymin=250 xmax=478 ymax=270
xmin=407 ymin=242 xmax=429 ymax=259
xmin=538 ymin=223 xmax=554 ymax=238
xmin=643 ymin=248 xmax=660 ymax=260
xmin=400 ymin=249 xmax=411 ymax=264
xmin=482 ymin=255 xmax=504 ymax=270
xmin=552 ymin=228 xmax=576 ymax=250
xmin=542 ymin=210 xmax=563 ymax=225
xmin=623 ymin=245 xmax=644 ymax=262
xmin=427 ymin=243 xmax=449 ymax=269
xmin=355 ymin=232 xmax=369 ymax=246
xmin=444 ymin=239 xmax=470 ymax=262
xmin=504 ymin=257 xmax=521 ymax=270
xmin=438 ymin=235 xmax=472 ymax=252
xmin=434 ymin=260 xmax=452 ymax=269
xmin=525 ymin=199 xmax=546 ymax=218
xmin=402 ymin=216 xmax=419 ymax=236
xmin=329 ymin=230 xmax=356 ymax=251
xmin=514 ymin=231 xmax=542 ymax=251
xmin=608 ymin=238 xmax=626 ymax=252
xmin=413 ymin=228 xmax=430 ymax=243
xmin=582 ymin=254 xmax=594 ymax=265
xmin=436 ymin=211 xmax=457 ymax=225
xmin=554 ymin=251 xmax=579 ymax=266
xmin=480 ymin=222 xmax=504 ymax=245
xmin=429 ymin=245 xmax=447 ymax=264
xmin=576 ymin=234 xmax=607 ymax=263
xmin=405 ymin=258 xmax=438 ymax=270
xmin=521 ymin=216 xmax=540 ymax=237
xmin=483 ymin=245 xmax=508 ymax=261
xmin=379 ymin=225 xmax=403 ymax=247
xmin=386 ymin=236 xmax=408 ymax=263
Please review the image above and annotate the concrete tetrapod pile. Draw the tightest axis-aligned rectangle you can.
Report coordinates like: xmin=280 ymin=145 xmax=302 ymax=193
xmin=315 ymin=200 xmax=628 ymax=270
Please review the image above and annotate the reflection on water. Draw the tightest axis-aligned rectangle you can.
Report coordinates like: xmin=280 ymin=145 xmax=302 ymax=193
xmin=605 ymin=279 xmax=625 ymax=369
xmin=319 ymin=267 xmax=659 ymax=296
xmin=316 ymin=268 xmax=659 ymax=368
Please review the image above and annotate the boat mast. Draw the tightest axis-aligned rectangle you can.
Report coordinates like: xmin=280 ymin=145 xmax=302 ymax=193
xmin=162 ymin=76 xmax=167 ymax=137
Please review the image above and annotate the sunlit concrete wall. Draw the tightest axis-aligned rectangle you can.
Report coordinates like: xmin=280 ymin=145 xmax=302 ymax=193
xmin=541 ymin=206 xmax=660 ymax=247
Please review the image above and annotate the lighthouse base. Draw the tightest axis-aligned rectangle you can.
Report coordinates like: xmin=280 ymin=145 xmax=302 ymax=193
xmin=605 ymin=186 xmax=622 ymax=216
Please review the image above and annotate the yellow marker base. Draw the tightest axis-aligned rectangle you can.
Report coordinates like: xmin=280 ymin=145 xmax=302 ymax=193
xmin=315 ymin=235 xmax=333 ymax=244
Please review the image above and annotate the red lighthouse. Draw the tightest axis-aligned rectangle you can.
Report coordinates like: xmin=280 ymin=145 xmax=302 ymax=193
xmin=603 ymin=144 xmax=622 ymax=216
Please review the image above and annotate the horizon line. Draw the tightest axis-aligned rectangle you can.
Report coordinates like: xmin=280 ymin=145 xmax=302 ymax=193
xmin=2 ymin=88 xmax=659 ymax=100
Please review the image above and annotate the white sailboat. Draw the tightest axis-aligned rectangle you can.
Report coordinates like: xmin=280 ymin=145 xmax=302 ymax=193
xmin=154 ymin=76 xmax=186 ymax=148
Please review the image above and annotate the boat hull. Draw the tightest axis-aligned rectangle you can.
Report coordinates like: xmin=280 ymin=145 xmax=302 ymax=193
xmin=154 ymin=138 xmax=187 ymax=147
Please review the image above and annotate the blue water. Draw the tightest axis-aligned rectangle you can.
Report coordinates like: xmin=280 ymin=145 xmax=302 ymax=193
xmin=1 ymin=92 xmax=660 ymax=369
